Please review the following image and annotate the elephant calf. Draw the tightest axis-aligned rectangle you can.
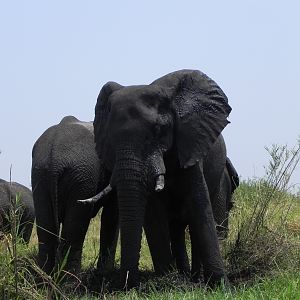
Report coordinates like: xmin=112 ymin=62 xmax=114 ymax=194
xmin=0 ymin=179 xmax=35 ymax=243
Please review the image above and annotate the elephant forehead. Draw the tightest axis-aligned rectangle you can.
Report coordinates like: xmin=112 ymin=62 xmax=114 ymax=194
xmin=112 ymin=85 xmax=165 ymax=103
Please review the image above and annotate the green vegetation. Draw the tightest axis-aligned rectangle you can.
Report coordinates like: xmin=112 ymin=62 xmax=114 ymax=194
xmin=1 ymin=142 xmax=300 ymax=299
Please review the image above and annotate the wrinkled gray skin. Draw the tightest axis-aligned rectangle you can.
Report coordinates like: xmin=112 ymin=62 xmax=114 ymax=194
xmin=90 ymin=69 xmax=233 ymax=287
xmin=148 ymin=155 xmax=239 ymax=280
xmin=31 ymin=116 xmax=117 ymax=274
xmin=96 ymin=153 xmax=239 ymax=282
xmin=0 ymin=179 xmax=35 ymax=243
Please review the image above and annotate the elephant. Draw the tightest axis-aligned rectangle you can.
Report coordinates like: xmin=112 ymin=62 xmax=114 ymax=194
xmin=81 ymin=69 xmax=233 ymax=288
xmin=31 ymin=116 xmax=118 ymax=275
xmin=0 ymin=179 xmax=35 ymax=243
xmin=85 ymin=153 xmax=239 ymax=284
xmin=145 ymin=154 xmax=239 ymax=281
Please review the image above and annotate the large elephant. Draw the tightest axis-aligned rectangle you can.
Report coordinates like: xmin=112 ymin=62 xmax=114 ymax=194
xmin=87 ymin=152 xmax=239 ymax=284
xmin=0 ymin=179 xmax=35 ymax=243
xmin=31 ymin=116 xmax=118 ymax=275
xmin=83 ymin=69 xmax=232 ymax=287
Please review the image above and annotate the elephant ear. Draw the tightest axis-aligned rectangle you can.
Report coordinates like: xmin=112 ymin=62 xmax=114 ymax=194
xmin=164 ymin=70 xmax=231 ymax=168
xmin=94 ymin=81 xmax=123 ymax=159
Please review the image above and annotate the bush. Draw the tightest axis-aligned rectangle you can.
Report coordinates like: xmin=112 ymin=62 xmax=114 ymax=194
xmin=225 ymin=142 xmax=300 ymax=282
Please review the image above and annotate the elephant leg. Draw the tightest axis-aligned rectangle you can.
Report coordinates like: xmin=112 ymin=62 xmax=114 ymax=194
xmin=58 ymin=203 xmax=91 ymax=274
xmin=17 ymin=206 xmax=35 ymax=244
xmin=144 ymin=194 xmax=174 ymax=275
xmin=189 ymin=225 xmax=203 ymax=282
xmin=97 ymin=192 xmax=119 ymax=273
xmin=213 ymin=169 xmax=231 ymax=240
xmin=184 ymin=164 xmax=227 ymax=286
xmin=18 ymin=218 xmax=34 ymax=244
xmin=169 ymin=219 xmax=190 ymax=275
xmin=34 ymin=182 xmax=58 ymax=274
xmin=213 ymin=194 xmax=230 ymax=240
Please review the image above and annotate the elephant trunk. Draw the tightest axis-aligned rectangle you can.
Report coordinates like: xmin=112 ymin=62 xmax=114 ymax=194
xmin=114 ymin=150 xmax=147 ymax=288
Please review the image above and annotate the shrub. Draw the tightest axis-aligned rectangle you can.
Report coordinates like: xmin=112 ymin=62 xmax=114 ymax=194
xmin=225 ymin=142 xmax=300 ymax=282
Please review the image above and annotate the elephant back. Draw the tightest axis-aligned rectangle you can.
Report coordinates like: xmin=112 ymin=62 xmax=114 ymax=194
xmin=32 ymin=116 xmax=97 ymax=170
xmin=0 ymin=180 xmax=11 ymax=214
xmin=31 ymin=116 xmax=104 ymax=204
xmin=0 ymin=180 xmax=34 ymax=231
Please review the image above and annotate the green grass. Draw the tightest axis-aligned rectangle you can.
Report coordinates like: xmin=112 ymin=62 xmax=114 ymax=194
xmin=1 ymin=142 xmax=300 ymax=299
xmin=2 ymin=232 xmax=300 ymax=300
xmin=1 ymin=191 xmax=299 ymax=299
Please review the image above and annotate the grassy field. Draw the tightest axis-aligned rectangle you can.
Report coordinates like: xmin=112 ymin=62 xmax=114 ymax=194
xmin=1 ymin=143 xmax=300 ymax=299
xmin=1 ymin=190 xmax=299 ymax=300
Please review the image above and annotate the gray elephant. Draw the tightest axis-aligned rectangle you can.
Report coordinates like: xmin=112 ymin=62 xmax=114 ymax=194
xmin=0 ymin=179 xmax=35 ymax=243
xmin=31 ymin=116 xmax=118 ymax=275
xmin=145 ymin=154 xmax=239 ymax=281
xmin=82 ymin=69 xmax=232 ymax=287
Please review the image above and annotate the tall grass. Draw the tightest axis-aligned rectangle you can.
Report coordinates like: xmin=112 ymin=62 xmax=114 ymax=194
xmin=0 ymin=193 xmax=42 ymax=300
xmin=224 ymin=142 xmax=300 ymax=282
xmin=0 ymin=174 xmax=69 ymax=300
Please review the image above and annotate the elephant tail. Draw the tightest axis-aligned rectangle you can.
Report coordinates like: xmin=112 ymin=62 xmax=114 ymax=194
xmin=50 ymin=168 xmax=61 ymax=242
xmin=225 ymin=157 xmax=239 ymax=211
xmin=226 ymin=157 xmax=239 ymax=192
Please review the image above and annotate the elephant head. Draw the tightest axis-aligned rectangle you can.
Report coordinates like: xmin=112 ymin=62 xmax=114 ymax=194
xmin=88 ymin=70 xmax=231 ymax=286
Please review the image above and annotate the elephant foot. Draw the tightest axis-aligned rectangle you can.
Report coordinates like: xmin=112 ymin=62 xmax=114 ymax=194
xmin=190 ymin=262 xmax=204 ymax=284
xmin=191 ymin=270 xmax=204 ymax=284
xmin=56 ymin=242 xmax=83 ymax=278
xmin=176 ymin=261 xmax=191 ymax=278
xmin=204 ymin=272 xmax=230 ymax=290
xmin=37 ymin=257 xmax=56 ymax=276
xmin=61 ymin=262 xmax=81 ymax=278
xmin=154 ymin=260 xmax=176 ymax=276
xmin=97 ymin=257 xmax=115 ymax=274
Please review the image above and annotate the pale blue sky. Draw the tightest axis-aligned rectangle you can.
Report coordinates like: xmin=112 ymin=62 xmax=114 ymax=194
xmin=1 ymin=1 xmax=299 ymax=188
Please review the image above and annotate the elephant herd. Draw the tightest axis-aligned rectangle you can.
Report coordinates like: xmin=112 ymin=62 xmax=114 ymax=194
xmin=1 ymin=69 xmax=239 ymax=289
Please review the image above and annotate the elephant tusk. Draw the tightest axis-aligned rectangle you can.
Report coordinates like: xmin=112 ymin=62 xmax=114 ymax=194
xmin=155 ymin=175 xmax=165 ymax=192
xmin=77 ymin=184 xmax=112 ymax=204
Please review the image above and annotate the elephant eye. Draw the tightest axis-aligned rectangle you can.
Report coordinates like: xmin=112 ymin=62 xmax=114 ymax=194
xmin=153 ymin=123 xmax=161 ymax=137
xmin=153 ymin=121 xmax=170 ymax=138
